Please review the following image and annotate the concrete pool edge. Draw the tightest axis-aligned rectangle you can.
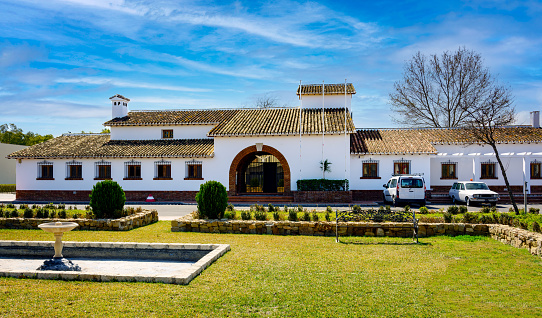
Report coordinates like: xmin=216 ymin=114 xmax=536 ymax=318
xmin=0 ymin=241 xmax=230 ymax=284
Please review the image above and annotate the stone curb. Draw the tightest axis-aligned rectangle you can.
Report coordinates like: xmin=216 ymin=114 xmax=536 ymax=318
xmin=0 ymin=241 xmax=230 ymax=284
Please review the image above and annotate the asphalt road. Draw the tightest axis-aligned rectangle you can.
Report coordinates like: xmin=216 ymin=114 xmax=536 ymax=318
xmin=1 ymin=193 xmax=540 ymax=219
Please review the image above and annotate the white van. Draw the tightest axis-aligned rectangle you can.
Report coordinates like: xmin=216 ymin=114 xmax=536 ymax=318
xmin=383 ymin=175 xmax=426 ymax=207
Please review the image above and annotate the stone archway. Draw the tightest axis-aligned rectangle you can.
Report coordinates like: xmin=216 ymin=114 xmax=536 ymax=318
xmin=229 ymin=145 xmax=291 ymax=195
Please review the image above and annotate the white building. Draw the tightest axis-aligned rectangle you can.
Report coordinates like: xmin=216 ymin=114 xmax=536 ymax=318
xmin=7 ymin=85 xmax=542 ymax=203
xmin=0 ymin=143 xmax=27 ymax=184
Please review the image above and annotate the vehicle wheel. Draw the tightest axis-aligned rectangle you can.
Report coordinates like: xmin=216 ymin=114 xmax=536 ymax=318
xmin=466 ymin=197 xmax=471 ymax=206
xmin=421 ymin=200 xmax=426 ymax=207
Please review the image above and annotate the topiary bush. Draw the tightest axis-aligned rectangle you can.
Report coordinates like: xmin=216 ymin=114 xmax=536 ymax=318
xmin=89 ymin=180 xmax=126 ymax=219
xmin=195 ymin=181 xmax=228 ymax=219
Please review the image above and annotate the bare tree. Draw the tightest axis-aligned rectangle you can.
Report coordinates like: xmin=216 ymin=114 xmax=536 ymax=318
xmin=390 ymin=47 xmax=493 ymax=128
xmin=391 ymin=47 xmax=520 ymax=213
xmin=463 ymin=88 xmax=520 ymax=214
xmin=255 ymin=95 xmax=278 ymax=108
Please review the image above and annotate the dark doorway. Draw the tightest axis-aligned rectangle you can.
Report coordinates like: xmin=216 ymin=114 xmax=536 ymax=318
xmin=263 ymin=162 xmax=278 ymax=193
xmin=240 ymin=152 xmax=284 ymax=194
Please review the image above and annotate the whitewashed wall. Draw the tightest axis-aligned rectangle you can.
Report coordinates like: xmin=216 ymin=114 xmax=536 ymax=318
xmin=431 ymin=143 xmax=542 ymax=190
xmin=16 ymin=158 xmax=213 ymax=191
xmin=300 ymin=95 xmax=352 ymax=110
xmin=213 ymin=133 xmax=351 ymax=191
xmin=110 ymin=125 xmax=215 ymax=140
xmin=350 ymin=154 xmax=432 ymax=190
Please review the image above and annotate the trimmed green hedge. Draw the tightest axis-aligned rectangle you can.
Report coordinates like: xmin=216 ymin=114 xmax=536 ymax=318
xmin=0 ymin=184 xmax=16 ymax=192
xmin=296 ymin=179 xmax=349 ymax=191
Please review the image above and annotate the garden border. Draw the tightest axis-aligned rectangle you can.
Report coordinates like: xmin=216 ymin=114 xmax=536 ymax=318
xmin=0 ymin=210 xmax=158 ymax=231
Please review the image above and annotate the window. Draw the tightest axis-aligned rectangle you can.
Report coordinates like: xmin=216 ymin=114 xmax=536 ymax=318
xmin=154 ymin=159 xmax=172 ymax=180
xmin=400 ymin=178 xmax=424 ymax=188
xmin=94 ymin=160 xmax=111 ymax=180
xmin=65 ymin=160 xmax=82 ymax=180
xmin=37 ymin=161 xmax=54 ymax=180
xmin=481 ymin=162 xmax=497 ymax=179
xmin=441 ymin=161 xmax=457 ymax=179
xmin=393 ymin=159 xmax=410 ymax=175
xmin=361 ymin=160 xmax=379 ymax=178
xmin=162 ymin=129 xmax=173 ymax=139
xmin=124 ymin=160 xmax=141 ymax=180
xmin=531 ymin=161 xmax=541 ymax=179
xmin=185 ymin=160 xmax=203 ymax=180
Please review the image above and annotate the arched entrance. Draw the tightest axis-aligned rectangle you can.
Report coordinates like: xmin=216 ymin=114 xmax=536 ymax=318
xmin=229 ymin=145 xmax=291 ymax=195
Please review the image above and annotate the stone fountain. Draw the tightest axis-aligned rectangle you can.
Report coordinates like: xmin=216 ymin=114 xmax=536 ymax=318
xmin=37 ymin=221 xmax=81 ymax=271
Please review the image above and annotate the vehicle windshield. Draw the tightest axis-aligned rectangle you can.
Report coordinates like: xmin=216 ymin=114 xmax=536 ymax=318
xmin=400 ymin=178 xmax=423 ymax=188
xmin=465 ymin=183 xmax=489 ymax=190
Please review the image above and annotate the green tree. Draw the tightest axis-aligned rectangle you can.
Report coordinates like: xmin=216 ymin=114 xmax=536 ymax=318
xmin=0 ymin=123 xmax=53 ymax=146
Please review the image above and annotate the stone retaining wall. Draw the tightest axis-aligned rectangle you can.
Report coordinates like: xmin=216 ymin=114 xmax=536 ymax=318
xmin=171 ymin=215 xmax=489 ymax=237
xmin=489 ymin=224 xmax=542 ymax=259
xmin=0 ymin=210 xmax=158 ymax=231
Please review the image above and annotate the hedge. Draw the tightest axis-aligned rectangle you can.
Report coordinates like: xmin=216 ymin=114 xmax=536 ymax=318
xmin=296 ymin=179 xmax=349 ymax=191
xmin=0 ymin=184 xmax=16 ymax=192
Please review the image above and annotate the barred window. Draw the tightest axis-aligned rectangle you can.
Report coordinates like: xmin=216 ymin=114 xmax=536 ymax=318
xmin=124 ymin=159 xmax=141 ymax=180
xmin=362 ymin=159 xmax=379 ymax=178
xmin=441 ymin=161 xmax=457 ymax=179
xmin=481 ymin=161 xmax=497 ymax=179
xmin=94 ymin=160 xmax=111 ymax=180
xmin=393 ymin=159 xmax=410 ymax=175
xmin=185 ymin=160 xmax=202 ymax=180
xmin=154 ymin=159 xmax=172 ymax=180
xmin=65 ymin=160 xmax=83 ymax=180
xmin=162 ymin=129 xmax=173 ymax=139
xmin=37 ymin=160 xmax=54 ymax=180
xmin=531 ymin=160 xmax=541 ymax=179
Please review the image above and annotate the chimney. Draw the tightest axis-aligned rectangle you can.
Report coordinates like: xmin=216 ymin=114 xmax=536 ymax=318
xmin=530 ymin=111 xmax=540 ymax=128
xmin=109 ymin=94 xmax=130 ymax=119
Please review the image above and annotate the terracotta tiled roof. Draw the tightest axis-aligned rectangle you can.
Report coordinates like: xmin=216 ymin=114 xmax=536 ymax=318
xmin=104 ymin=109 xmax=239 ymax=126
xmin=208 ymin=108 xmax=355 ymax=136
xmin=351 ymin=127 xmax=542 ymax=154
xmin=109 ymin=94 xmax=130 ymax=101
xmin=7 ymin=134 xmax=214 ymax=159
xmin=296 ymin=83 xmax=356 ymax=95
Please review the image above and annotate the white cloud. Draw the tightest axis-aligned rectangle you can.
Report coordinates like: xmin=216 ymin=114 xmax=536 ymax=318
xmin=56 ymin=77 xmax=211 ymax=92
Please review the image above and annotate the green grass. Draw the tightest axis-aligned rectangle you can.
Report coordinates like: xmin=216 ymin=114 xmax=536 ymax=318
xmin=1 ymin=221 xmax=541 ymax=317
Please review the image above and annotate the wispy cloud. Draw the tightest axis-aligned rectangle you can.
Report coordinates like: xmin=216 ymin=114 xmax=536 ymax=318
xmin=56 ymin=77 xmax=211 ymax=92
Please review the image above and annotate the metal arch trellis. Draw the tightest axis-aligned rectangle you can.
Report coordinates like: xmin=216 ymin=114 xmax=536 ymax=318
xmin=335 ymin=207 xmax=419 ymax=243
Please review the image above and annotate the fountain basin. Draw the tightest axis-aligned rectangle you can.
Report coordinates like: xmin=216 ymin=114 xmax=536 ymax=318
xmin=0 ymin=241 xmax=230 ymax=284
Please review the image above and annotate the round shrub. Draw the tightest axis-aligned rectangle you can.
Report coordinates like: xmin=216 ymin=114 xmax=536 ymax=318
xmin=89 ymin=180 xmax=126 ymax=219
xmin=195 ymin=181 xmax=228 ymax=219
xmin=23 ymin=207 xmax=34 ymax=218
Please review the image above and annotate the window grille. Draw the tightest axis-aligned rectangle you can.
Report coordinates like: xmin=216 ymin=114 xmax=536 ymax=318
xmin=94 ymin=160 xmax=111 ymax=179
xmin=124 ymin=159 xmax=141 ymax=179
xmin=154 ymin=159 xmax=172 ymax=179
xmin=441 ymin=160 xmax=457 ymax=179
xmin=37 ymin=160 xmax=53 ymax=179
xmin=362 ymin=159 xmax=379 ymax=178
xmin=480 ymin=160 xmax=497 ymax=179
xmin=185 ymin=160 xmax=202 ymax=179
xmin=393 ymin=159 xmax=411 ymax=175
xmin=531 ymin=160 xmax=541 ymax=179
xmin=65 ymin=160 xmax=82 ymax=179
xmin=162 ymin=129 xmax=173 ymax=139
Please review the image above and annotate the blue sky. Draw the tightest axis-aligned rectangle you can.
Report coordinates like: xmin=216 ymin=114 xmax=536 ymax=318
xmin=1 ymin=0 xmax=541 ymax=136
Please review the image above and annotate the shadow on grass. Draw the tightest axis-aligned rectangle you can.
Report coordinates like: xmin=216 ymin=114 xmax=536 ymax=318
xmin=337 ymin=240 xmax=432 ymax=246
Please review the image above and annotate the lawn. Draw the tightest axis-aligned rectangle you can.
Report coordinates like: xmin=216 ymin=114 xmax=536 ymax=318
xmin=1 ymin=221 xmax=541 ymax=317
